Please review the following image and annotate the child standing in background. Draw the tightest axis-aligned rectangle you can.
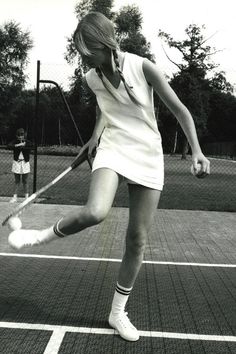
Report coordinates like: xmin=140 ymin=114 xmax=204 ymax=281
xmin=8 ymin=128 xmax=32 ymax=203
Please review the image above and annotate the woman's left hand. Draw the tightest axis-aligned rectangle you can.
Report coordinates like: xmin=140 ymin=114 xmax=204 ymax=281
xmin=191 ymin=152 xmax=210 ymax=178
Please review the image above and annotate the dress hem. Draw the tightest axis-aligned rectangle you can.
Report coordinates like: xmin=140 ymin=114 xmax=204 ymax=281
xmin=92 ymin=165 xmax=164 ymax=191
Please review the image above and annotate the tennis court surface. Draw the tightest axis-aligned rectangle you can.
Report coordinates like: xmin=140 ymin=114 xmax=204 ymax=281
xmin=0 ymin=201 xmax=235 ymax=353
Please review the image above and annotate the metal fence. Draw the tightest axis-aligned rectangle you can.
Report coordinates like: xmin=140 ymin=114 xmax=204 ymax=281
xmin=1 ymin=147 xmax=235 ymax=211
xmin=0 ymin=62 xmax=235 ymax=212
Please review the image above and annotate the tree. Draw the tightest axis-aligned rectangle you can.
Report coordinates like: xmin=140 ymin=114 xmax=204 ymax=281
xmin=0 ymin=21 xmax=33 ymax=142
xmin=0 ymin=21 xmax=33 ymax=87
xmin=90 ymin=0 xmax=114 ymax=19
xmin=65 ymin=0 xmax=114 ymax=65
xmin=66 ymin=1 xmax=154 ymax=74
xmin=207 ymin=91 xmax=236 ymax=142
xmin=37 ymin=86 xmax=82 ymax=146
xmin=170 ymin=71 xmax=210 ymax=157
xmin=10 ymin=89 xmax=35 ymax=139
xmin=158 ymin=24 xmax=232 ymax=158
xmin=209 ymin=71 xmax=233 ymax=93
xmin=158 ymin=24 xmax=219 ymax=76
xmin=115 ymin=5 xmax=154 ymax=61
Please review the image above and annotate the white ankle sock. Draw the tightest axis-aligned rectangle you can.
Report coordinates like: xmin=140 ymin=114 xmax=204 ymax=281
xmin=40 ymin=226 xmax=58 ymax=242
xmin=111 ymin=282 xmax=133 ymax=316
xmin=53 ymin=218 xmax=67 ymax=238
xmin=37 ymin=219 xmax=67 ymax=243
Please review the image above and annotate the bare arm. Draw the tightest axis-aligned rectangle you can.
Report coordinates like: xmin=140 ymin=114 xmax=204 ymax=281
xmin=79 ymin=77 xmax=105 ymax=157
xmin=86 ymin=105 xmax=105 ymax=158
xmin=82 ymin=77 xmax=105 ymax=140
xmin=143 ymin=59 xmax=210 ymax=174
xmin=7 ymin=140 xmax=25 ymax=149
xmin=77 ymin=105 xmax=105 ymax=158
xmin=91 ymin=105 xmax=105 ymax=141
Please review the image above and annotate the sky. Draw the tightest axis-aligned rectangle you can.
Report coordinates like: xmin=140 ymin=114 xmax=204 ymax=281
xmin=1 ymin=0 xmax=236 ymax=91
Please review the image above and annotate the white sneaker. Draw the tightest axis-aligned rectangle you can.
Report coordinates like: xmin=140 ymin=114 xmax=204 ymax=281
xmin=8 ymin=229 xmax=44 ymax=250
xmin=10 ymin=196 xmax=17 ymax=203
xmin=108 ymin=311 xmax=139 ymax=341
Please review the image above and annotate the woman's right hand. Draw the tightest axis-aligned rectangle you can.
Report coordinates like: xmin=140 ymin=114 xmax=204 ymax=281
xmin=88 ymin=137 xmax=98 ymax=158
xmin=79 ymin=137 xmax=98 ymax=159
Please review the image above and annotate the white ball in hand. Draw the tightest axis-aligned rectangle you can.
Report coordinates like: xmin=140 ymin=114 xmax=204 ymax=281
xmin=191 ymin=163 xmax=206 ymax=178
xmin=8 ymin=216 xmax=22 ymax=231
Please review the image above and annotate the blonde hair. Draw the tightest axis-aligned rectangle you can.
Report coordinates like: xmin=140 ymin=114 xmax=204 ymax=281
xmin=73 ymin=12 xmax=140 ymax=106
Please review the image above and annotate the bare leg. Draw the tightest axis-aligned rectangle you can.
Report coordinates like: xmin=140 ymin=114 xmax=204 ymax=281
xmin=22 ymin=173 xmax=29 ymax=196
xmin=8 ymin=168 xmax=120 ymax=249
xmin=118 ymin=184 xmax=161 ymax=288
xmin=13 ymin=174 xmax=21 ymax=195
xmin=57 ymin=168 xmax=120 ymax=235
xmin=10 ymin=174 xmax=21 ymax=202
xmin=108 ymin=184 xmax=161 ymax=341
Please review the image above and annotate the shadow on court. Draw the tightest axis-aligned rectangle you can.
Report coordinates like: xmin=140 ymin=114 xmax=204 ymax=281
xmin=0 ymin=201 xmax=235 ymax=353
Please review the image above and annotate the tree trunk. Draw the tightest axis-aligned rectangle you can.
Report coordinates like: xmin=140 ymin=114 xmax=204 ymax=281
xmin=41 ymin=117 xmax=44 ymax=145
xmin=181 ymin=137 xmax=189 ymax=159
xmin=58 ymin=117 xmax=61 ymax=146
xmin=170 ymin=122 xmax=178 ymax=155
xmin=172 ymin=129 xmax=178 ymax=154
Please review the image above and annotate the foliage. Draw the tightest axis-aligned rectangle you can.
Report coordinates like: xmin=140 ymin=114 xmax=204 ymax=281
xmin=65 ymin=0 xmax=114 ymax=65
xmin=2 ymin=6 xmax=235 ymax=152
xmin=115 ymin=5 xmax=154 ymax=61
xmin=10 ymin=89 xmax=35 ymax=138
xmin=0 ymin=21 xmax=33 ymax=87
xmin=207 ymin=90 xmax=236 ymax=141
xmin=158 ymin=24 xmax=219 ymax=75
xmin=36 ymin=86 xmax=83 ymax=146
xmin=209 ymin=71 xmax=233 ymax=93
xmin=115 ymin=5 xmax=142 ymax=34
xmin=0 ymin=21 xmax=33 ymax=142
xmin=118 ymin=31 xmax=153 ymax=60
xmin=158 ymin=24 xmax=235 ymax=155
xmin=90 ymin=0 xmax=115 ymax=19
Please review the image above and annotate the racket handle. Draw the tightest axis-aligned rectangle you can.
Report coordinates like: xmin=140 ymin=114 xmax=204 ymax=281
xmin=71 ymin=146 xmax=91 ymax=170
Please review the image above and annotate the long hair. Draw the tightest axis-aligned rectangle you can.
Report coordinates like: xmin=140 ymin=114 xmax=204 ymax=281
xmin=73 ymin=12 xmax=140 ymax=106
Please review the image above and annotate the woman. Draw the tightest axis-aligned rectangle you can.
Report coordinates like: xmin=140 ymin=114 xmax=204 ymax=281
xmin=9 ymin=12 xmax=210 ymax=342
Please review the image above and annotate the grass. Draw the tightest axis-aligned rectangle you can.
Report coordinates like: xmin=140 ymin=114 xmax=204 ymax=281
xmin=0 ymin=149 xmax=235 ymax=211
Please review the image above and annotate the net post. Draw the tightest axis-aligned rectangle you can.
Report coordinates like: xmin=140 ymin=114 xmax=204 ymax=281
xmin=33 ymin=60 xmax=40 ymax=193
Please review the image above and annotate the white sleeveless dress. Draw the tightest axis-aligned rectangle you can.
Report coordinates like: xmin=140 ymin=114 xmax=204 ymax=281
xmin=86 ymin=52 xmax=164 ymax=191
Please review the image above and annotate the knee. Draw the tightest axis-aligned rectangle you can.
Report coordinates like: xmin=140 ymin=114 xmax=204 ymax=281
xmin=126 ymin=228 xmax=147 ymax=256
xmin=84 ymin=205 xmax=109 ymax=225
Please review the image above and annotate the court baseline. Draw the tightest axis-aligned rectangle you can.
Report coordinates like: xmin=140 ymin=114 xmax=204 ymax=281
xmin=1 ymin=252 xmax=235 ymax=353
xmin=0 ymin=252 xmax=235 ymax=268
xmin=0 ymin=320 xmax=236 ymax=354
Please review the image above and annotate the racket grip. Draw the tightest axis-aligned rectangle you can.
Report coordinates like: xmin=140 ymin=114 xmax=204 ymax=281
xmin=71 ymin=147 xmax=90 ymax=170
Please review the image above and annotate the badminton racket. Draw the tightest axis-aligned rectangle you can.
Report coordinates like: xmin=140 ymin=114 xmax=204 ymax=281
xmin=2 ymin=147 xmax=90 ymax=226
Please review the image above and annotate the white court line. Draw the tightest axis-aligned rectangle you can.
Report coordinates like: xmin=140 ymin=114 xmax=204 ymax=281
xmin=0 ymin=252 xmax=236 ymax=268
xmin=43 ymin=329 xmax=66 ymax=354
xmin=0 ymin=321 xmax=236 ymax=345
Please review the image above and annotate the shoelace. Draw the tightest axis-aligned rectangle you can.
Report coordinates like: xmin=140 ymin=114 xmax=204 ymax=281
xmin=117 ymin=312 xmax=136 ymax=330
